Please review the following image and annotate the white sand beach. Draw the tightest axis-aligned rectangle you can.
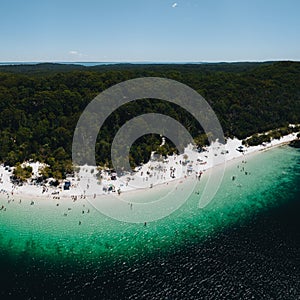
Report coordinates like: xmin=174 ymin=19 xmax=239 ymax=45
xmin=0 ymin=132 xmax=298 ymax=205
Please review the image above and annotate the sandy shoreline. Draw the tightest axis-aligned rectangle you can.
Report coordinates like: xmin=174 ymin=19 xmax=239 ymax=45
xmin=0 ymin=132 xmax=299 ymax=206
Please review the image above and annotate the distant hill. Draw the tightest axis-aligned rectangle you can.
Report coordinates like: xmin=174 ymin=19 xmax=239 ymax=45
xmin=0 ymin=61 xmax=277 ymax=75
xmin=0 ymin=63 xmax=86 ymax=74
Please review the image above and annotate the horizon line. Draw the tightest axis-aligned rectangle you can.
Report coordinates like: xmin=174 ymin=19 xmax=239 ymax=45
xmin=0 ymin=59 xmax=299 ymax=65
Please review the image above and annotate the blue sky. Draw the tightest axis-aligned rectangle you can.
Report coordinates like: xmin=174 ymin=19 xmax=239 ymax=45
xmin=0 ymin=0 xmax=299 ymax=62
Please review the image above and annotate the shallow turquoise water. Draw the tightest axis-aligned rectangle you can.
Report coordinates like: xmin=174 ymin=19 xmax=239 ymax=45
xmin=0 ymin=146 xmax=299 ymax=267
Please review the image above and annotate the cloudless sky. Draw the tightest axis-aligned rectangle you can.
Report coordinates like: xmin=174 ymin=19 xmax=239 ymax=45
xmin=0 ymin=0 xmax=299 ymax=62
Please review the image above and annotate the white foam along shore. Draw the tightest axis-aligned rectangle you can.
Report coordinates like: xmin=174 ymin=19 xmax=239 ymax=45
xmin=0 ymin=131 xmax=299 ymax=204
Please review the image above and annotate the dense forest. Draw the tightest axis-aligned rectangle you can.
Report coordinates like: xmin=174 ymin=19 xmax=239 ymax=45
xmin=0 ymin=61 xmax=299 ymax=179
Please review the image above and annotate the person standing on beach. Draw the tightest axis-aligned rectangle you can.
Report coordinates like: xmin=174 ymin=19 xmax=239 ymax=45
xmin=198 ymin=171 xmax=203 ymax=181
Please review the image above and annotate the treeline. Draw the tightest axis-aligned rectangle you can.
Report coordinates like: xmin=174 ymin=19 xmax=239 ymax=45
xmin=0 ymin=61 xmax=299 ymax=179
xmin=242 ymin=126 xmax=300 ymax=146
